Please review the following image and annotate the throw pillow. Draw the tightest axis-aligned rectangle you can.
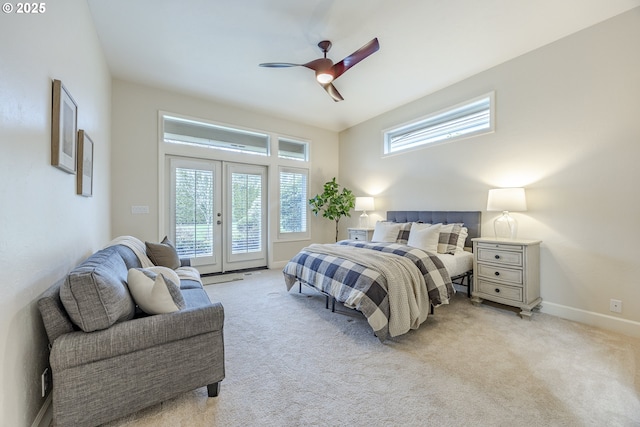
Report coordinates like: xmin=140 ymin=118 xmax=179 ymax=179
xmin=438 ymin=223 xmax=464 ymax=255
xmin=407 ymin=223 xmax=441 ymax=253
xmin=60 ymin=247 xmax=136 ymax=332
xmin=127 ymin=267 xmax=186 ymax=315
xmin=145 ymin=236 xmax=180 ymax=269
xmin=371 ymin=221 xmax=402 ymax=243
xmin=395 ymin=222 xmax=413 ymax=244
xmin=456 ymin=227 xmax=469 ymax=253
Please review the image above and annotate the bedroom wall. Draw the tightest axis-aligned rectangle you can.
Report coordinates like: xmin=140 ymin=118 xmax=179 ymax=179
xmin=0 ymin=1 xmax=112 ymax=425
xmin=339 ymin=8 xmax=640 ymax=336
xmin=110 ymin=80 xmax=340 ymax=267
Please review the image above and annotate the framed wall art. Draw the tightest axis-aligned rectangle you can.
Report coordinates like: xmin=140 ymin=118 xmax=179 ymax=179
xmin=51 ymin=79 xmax=78 ymax=174
xmin=76 ymin=130 xmax=94 ymax=197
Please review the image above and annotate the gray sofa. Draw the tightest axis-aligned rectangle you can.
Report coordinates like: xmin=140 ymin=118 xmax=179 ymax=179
xmin=38 ymin=239 xmax=225 ymax=427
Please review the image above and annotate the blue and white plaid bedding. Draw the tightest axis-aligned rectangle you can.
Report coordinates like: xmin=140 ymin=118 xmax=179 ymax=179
xmin=283 ymin=240 xmax=454 ymax=341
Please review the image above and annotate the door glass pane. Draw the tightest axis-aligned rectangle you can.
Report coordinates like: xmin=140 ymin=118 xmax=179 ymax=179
xmin=231 ymin=172 xmax=262 ymax=254
xmin=175 ymin=167 xmax=214 ymax=258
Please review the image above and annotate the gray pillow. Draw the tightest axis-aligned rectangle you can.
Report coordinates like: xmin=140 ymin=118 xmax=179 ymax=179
xmin=60 ymin=248 xmax=135 ymax=332
xmin=145 ymin=236 xmax=180 ymax=269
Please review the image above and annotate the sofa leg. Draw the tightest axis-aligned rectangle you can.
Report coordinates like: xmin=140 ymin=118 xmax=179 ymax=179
xmin=207 ymin=382 xmax=221 ymax=397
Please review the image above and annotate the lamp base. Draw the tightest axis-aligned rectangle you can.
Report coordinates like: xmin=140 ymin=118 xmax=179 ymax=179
xmin=359 ymin=212 xmax=369 ymax=229
xmin=494 ymin=211 xmax=518 ymax=239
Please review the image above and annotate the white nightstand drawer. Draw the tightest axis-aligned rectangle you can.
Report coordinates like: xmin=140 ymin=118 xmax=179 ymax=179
xmin=351 ymin=231 xmax=367 ymax=240
xmin=347 ymin=228 xmax=374 ymax=241
xmin=477 ymin=264 xmax=523 ymax=285
xmin=477 ymin=280 xmax=523 ymax=302
xmin=477 ymin=247 xmax=523 ymax=267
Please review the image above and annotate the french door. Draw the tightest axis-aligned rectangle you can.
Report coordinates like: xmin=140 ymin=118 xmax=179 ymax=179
xmin=168 ymin=157 xmax=267 ymax=274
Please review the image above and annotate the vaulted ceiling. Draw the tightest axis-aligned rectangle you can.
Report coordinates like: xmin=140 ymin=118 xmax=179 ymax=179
xmin=87 ymin=0 xmax=639 ymax=131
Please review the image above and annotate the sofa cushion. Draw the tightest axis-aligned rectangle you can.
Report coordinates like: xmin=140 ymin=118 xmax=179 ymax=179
xmin=145 ymin=236 xmax=180 ymax=269
xmin=60 ymin=247 xmax=136 ymax=332
xmin=127 ymin=267 xmax=186 ymax=314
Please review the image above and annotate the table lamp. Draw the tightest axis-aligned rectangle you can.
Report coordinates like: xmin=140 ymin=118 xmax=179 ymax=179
xmin=354 ymin=196 xmax=375 ymax=228
xmin=487 ymin=188 xmax=527 ymax=239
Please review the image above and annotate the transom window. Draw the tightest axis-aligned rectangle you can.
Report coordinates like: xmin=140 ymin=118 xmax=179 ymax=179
xmin=163 ymin=115 xmax=269 ymax=156
xmin=278 ymin=137 xmax=309 ymax=161
xmin=383 ymin=92 xmax=495 ymax=155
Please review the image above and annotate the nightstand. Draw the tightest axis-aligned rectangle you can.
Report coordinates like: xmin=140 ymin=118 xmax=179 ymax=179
xmin=347 ymin=228 xmax=374 ymax=242
xmin=471 ymin=237 xmax=541 ymax=319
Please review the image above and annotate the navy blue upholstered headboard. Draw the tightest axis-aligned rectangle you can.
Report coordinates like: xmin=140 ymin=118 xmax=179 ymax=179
xmin=386 ymin=211 xmax=481 ymax=248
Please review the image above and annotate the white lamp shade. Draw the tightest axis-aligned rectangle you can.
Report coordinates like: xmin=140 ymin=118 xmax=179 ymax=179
xmin=354 ymin=196 xmax=375 ymax=211
xmin=487 ymin=188 xmax=527 ymax=212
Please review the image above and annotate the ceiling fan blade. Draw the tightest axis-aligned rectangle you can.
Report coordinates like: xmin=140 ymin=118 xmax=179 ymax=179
xmin=302 ymin=58 xmax=332 ymax=71
xmin=321 ymin=83 xmax=344 ymax=102
xmin=259 ymin=62 xmax=303 ymax=68
xmin=331 ymin=37 xmax=380 ymax=80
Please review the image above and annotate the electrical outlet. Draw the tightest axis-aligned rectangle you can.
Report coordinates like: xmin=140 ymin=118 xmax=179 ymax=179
xmin=41 ymin=368 xmax=50 ymax=397
xmin=610 ymin=299 xmax=622 ymax=313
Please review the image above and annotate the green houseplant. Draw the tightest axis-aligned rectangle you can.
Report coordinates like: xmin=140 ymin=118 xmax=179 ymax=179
xmin=309 ymin=177 xmax=356 ymax=242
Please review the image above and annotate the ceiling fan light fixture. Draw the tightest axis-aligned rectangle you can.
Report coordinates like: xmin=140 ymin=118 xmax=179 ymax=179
xmin=316 ymin=71 xmax=334 ymax=84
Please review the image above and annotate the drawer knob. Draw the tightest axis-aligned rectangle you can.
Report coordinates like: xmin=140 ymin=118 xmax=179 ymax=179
xmin=495 ymin=254 xmax=501 ymax=259
xmin=494 ymin=288 xmax=500 ymax=293
xmin=494 ymin=271 xmax=500 ymax=276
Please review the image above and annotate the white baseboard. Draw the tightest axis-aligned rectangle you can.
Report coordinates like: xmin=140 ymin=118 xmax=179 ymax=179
xmin=270 ymin=260 xmax=287 ymax=270
xmin=31 ymin=393 xmax=52 ymax=427
xmin=540 ymin=301 xmax=640 ymax=338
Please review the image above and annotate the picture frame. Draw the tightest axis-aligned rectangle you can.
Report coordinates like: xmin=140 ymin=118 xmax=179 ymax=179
xmin=51 ymin=79 xmax=78 ymax=174
xmin=76 ymin=130 xmax=94 ymax=197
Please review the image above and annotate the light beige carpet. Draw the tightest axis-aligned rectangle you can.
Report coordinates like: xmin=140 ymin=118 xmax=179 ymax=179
xmin=103 ymin=269 xmax=640 ymax=427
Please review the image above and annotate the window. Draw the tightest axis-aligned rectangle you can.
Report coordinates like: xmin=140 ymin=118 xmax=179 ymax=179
xmin=278 ymin=137 xmax=309 ymax=161
xmin=383 ymin=92 xmax=494 ymax=155
xmin=230 ymin=170 xmax=264 ymax=254
xmin=163 ymin=115 xmax=269 ymax=156
xmin=279 ymin=167 xmax=308 ymax=238
xmin=172 ymin=163 xmax=215 ymax=259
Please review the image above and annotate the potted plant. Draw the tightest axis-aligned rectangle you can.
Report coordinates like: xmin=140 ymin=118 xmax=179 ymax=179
xmin=309 ymin=177 xmax=356 ymax=242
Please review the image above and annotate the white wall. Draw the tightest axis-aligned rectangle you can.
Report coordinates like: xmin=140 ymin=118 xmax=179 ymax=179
xmin=0 ymin=1 xmax=112 ymax=425
xmin=111 ymin=80 xmax=340 ymax=266
xmin=339 ymin=8 xmax=640 ymax=336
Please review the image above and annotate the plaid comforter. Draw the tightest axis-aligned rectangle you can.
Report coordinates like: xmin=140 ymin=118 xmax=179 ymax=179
xmin=282 ymin=241 xmax=454 ymax=341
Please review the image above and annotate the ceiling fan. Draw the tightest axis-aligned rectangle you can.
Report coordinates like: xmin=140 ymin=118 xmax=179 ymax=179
xmin=259 ymin=37 xmax=380 ymax=102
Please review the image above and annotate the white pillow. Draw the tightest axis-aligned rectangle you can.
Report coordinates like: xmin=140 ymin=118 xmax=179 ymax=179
xmin=407 ymin=223 xmax=442 ymax=253
xmin=127 ymin=267 xmax=186 ymax=315
xmin=371 ymin=221 xmax=402 ymax=243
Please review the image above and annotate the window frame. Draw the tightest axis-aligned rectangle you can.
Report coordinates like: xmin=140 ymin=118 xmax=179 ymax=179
xmin=382 ymin=91 xmax=495 ymax=156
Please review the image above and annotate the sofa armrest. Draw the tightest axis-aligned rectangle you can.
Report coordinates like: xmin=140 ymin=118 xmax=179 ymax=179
xmin=51 ymin=302 xmax=224 ymax=371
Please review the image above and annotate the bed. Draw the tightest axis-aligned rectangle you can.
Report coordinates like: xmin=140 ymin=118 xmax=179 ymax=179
xmin=283 ymin=211 xmax=481 ymax=341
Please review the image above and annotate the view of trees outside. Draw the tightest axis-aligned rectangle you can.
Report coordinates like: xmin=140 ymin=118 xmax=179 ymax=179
xmin=174 ymin=167 xmax=214 ymax=258
xmin=279 ymin=170 xmax=307 ymax=233
xmin=231 ymin=172 xmax=262 ymax=254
